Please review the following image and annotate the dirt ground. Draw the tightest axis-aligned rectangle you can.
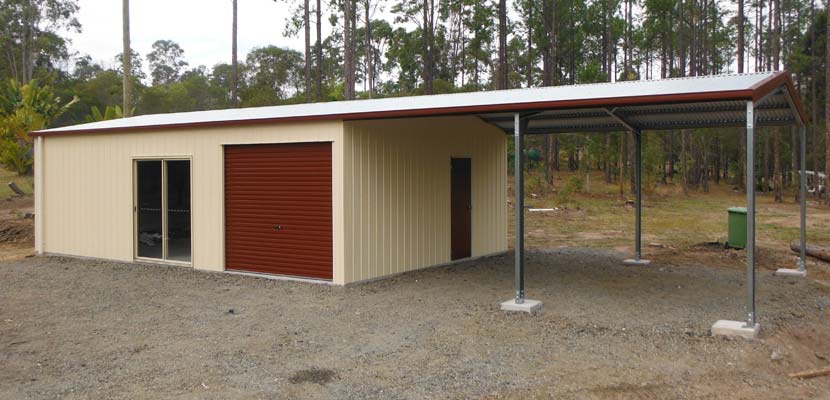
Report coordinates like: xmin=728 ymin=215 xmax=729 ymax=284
xmin=2 ymin=193 xmax=830 ymax=399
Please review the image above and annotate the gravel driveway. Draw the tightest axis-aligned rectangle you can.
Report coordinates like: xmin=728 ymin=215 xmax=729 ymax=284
xmin=1 ymin=249 xmax=829 ymax=399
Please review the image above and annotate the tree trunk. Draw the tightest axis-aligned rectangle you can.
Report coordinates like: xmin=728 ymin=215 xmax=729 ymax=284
xmin=737 ymin=0 xmax=745 ymax=73
xmin=232 ymin=0 xmax=239 ymax=107
xmin=811 ymin=0 xmax=818 ymax=196
xmin=122 ymin=0 xmax=133 ymax=117
xmin=365 ymin=0 xmax=373 ymax=98
xmin=552 ymin=136 xmax=560 ymax=171
xmin=763 ymin=131 xmax=770 ymax=192
xmin=681 ymin=129 xmax=689 ymax=195
xmin=316 ymin=0 xmax=323 ymax=101
xmin=497 ymin=0 xmax=507 ymax=90
xmin=604 ymin=134 xmax=612 ymax=184
xmin=526 ymin=2 xmax=533 ymax=87
xmin=629 ymin=131 xmax=635 ymax=193
xmin=826 ymin=0 xmax=830 ymax=204
xmin=541 ymin=0 xmax=553 ymax=86
xmin=344 ymin=0 xmax=355 ymax=100
xmin=773 ymin=0 xmax=783 ymax=202
xmin=422 ymin=0 xmax=434 ymax=94
xmin=304 ymin=0 xmax=312 ymax=102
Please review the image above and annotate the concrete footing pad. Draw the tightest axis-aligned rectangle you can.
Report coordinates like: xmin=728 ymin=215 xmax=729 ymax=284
xmin=623 ymin=259 xmax=651 ymax=266
xmin=774 ymin=268 xmax=807 ymax=278
xmin=711 ymin=320 xmax=760 ymax=340
xmin=500 ymin=299 xmax=542 ymax=314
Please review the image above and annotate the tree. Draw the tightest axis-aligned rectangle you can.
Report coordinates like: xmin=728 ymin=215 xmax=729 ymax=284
xmin=146 ymin=40 xmax=188 ymax=85
xmin=737 ymin=0 xmax=746 ymax=191
xmin=0 ymin=0 xmax=80 ymax=83
xmin=232 ymin=0 xmax=239 ymax=107
xmin=393 ymin=0 xmax=437 ymax=94
xmin=305 ymin=0 xmax=312 ymax=101
xmin=826 ymin=0 xmax=830 ymax=204
xmin=343 ymin=0 xmax=356 ymax=99
xmin=280 ymin=0 xmax=313 ymax=102
xmin=85 ymin=105 xmax=124 ymax=122
xmin=0 ymin=79 xmax=77 ymax=174
xmin=497 ymin=0 xmax=508 ymax=89
xmin=242 ymin=46 xmax=304 ymax=106
xmin=316 ymin=0 xmax=324 ymax=100
xmin=122 ymin=0 xmax=133 ymax=117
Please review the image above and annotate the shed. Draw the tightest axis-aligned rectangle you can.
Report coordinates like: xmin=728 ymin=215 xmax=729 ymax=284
xmin=33 ymin=71 xmax=808 ymax=338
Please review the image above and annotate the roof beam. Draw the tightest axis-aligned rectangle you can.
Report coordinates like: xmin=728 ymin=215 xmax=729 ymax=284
xmin=604 ymin=108 xmax=639 ymax=133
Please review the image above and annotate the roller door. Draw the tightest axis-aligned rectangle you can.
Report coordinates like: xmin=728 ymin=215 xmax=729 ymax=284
xmin=224 ymin=142 xmax=332 ymax=279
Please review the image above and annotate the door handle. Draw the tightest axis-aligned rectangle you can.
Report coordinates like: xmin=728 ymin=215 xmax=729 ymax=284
xmin=275 ymin=224 xmax=283 ymax=230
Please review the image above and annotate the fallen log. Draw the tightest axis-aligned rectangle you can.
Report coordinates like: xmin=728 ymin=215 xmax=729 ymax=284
xmin=790 ymin=241 xmax=830 ymax=263
xmin=7 ymin=182 xmax=24 ymax=196
xmin=788 ymin=365 xmax=830 ymax=379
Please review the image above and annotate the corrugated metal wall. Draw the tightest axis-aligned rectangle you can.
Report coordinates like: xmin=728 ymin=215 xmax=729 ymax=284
xmin=342 ymin=116 xmax=507 ymax=284
xmin=41 ymin=121 xmax=345 ymax=279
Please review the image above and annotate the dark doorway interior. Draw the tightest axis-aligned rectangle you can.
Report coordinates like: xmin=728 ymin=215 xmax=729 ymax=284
xmin=136 ymin=161 xmax=163 ymax=259
xmin=166 ymin=161 xmax=191 ymax=262
xmin=135 ymin=159 xmax=191 ymax=262
xmin=451 ymin=158 xmax=472 ymax=260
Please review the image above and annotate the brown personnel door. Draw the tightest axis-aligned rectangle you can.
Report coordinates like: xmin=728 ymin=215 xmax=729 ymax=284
xmin=451 ymin=158 xmax=472 ymax=260
xmin=224 ymin=143 xmax=333 ymax=280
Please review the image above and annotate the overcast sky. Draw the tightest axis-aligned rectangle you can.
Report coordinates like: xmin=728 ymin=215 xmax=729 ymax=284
xmin=66 ymin=0 xmax=314 ymax=74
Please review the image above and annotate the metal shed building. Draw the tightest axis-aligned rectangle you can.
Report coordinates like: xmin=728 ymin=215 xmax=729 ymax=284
xmin=33 ymin=71 xmax=809 ymax=337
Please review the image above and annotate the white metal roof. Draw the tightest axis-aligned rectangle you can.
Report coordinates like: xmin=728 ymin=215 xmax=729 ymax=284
xmin=34 ymin=71 xmax=805 ymax=136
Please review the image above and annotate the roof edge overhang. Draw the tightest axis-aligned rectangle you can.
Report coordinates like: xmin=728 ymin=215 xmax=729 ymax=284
xmin=31 ymin=71 xmax=808 ymax=137
xmin=749 ymin=71 xmax=808 ymax=126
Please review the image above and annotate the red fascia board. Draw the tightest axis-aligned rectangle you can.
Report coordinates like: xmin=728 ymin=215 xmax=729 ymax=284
xmin=31 ymin=88 xmax=770 ymax=138
xmin=749 ymin=71 xmax=809 ymax=125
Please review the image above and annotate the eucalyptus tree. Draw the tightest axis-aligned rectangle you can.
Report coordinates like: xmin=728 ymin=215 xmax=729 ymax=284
xmin=0 ymin=0 xmax=80 ymax=83
xmin=123 ymin=0 xmax=133 ymax=116
xmin=232 ymin=0 xmax=239 ymax=107
xmin=146 ymin=40 xmax=189 ymax=85
xmin=393 ymin=0 xmax=437 ymax=94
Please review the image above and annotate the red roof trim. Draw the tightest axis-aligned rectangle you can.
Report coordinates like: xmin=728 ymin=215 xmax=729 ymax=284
xmin=749 ymin=71 xmax=809 ymax=125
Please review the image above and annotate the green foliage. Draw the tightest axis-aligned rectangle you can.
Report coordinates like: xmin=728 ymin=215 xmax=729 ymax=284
xmin=85 ymin=105 xmax=123 ymax=122
xmin=0 ymin=79 xmax=77 ymax=174
xmin=556 ymin=175 xmax=585 ymax=207
xmin=146 ymin=40 xmax=188 ymax=85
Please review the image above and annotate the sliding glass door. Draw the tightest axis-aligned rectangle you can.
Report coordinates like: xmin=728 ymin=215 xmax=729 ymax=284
xmin=135 ymin=159 xmax=191 ymax=262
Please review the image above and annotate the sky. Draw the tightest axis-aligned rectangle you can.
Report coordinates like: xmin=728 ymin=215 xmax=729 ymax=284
xmin=66 ymin=0 xmax=314 ymax=74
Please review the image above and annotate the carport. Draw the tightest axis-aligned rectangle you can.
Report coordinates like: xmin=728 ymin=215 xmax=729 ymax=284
xmin=476 ymin=71 xmax=808 ymax=340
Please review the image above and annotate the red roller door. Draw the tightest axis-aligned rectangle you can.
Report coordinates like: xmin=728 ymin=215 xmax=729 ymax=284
xmin=224 ymin=142 xmax=333 ymax=280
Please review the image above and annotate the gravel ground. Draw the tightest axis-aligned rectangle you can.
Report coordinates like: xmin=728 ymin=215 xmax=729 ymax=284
xmin=1 ymin=249 xmax=829 ymax=399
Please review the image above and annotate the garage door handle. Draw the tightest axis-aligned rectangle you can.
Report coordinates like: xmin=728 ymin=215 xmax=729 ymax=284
xmin=275 ymin=224 xmax=283 ymax=230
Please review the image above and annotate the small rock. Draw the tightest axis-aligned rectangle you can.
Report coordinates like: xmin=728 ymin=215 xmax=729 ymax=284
xmin=816 ymin=352 xmax=828 ymax=361
xmin=226 ymin=308 xmax=235 ymax=315
xmin=770 ymin=349 xmax=784 ymax=361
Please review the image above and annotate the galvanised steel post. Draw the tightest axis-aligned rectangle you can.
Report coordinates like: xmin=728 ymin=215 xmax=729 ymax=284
xmin=635 ymin=130 xmax=643 ymax=261
xmin=799 ymin=125 xmax=807 ymax=272
xmin=745 ymin=101 xmax=757 ymax=327
xmin=514 ymin=113 xmax=525 ymax=303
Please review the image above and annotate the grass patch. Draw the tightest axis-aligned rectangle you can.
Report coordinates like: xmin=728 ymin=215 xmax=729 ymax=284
xmin=0 ymin=168 xmax=33 ymax=197
xmin=515 ymin=171 xmax=830 ymax=257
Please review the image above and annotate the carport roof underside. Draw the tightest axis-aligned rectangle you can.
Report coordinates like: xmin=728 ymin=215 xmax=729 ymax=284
xmin=32 ymin=71 xmax=805 ymax=136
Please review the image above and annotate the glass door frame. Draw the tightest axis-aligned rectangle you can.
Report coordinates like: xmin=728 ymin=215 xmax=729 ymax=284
xmin=132 ymin=156 xmax=193 ymax=266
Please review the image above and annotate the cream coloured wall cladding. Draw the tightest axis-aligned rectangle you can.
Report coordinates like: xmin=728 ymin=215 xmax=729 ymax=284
xmin=41 ymin=121 xmax=346 ymax=282
xmin=342 ymin=116 xmax=508 ymax=284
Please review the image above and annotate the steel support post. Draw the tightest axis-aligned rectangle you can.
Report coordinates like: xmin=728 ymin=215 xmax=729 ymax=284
xmin=799 ymin=125 xmax=807 ymax=272
xmin=635 ymin=130 xmax=643 ymax=261
xmin=745 ymin=101 xmax=757 ymax=327
xmin=514 ymin=113 xmax=525 ymax=303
